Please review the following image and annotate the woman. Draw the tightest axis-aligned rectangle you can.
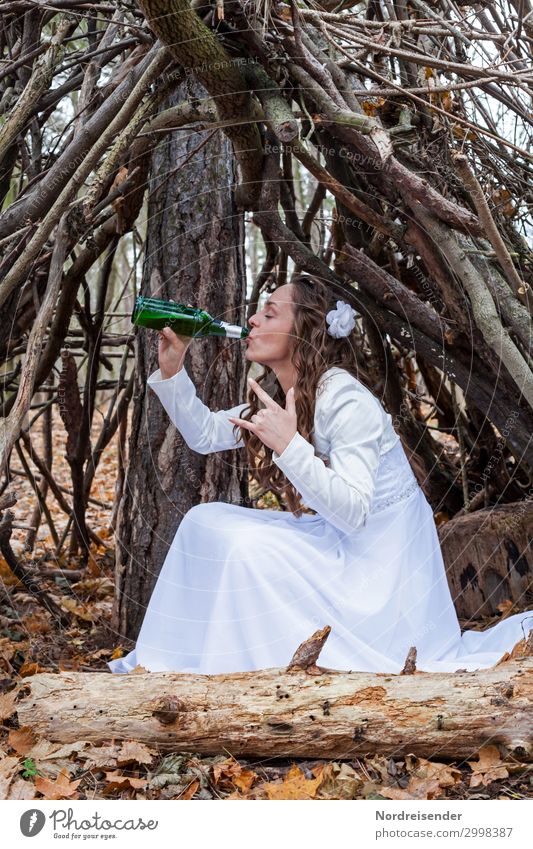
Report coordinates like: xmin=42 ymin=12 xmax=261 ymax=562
xmin=108 ymin=275 xmax=532 ymax=675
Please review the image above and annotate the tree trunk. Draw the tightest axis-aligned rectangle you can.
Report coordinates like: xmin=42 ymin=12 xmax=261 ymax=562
xmin=111 ymin=77 xmax=249 ymax=643
xmin=438 ymin=502 xmax=533 ymax=620
xmin=15 ymin=658 xmax=533 ymax=761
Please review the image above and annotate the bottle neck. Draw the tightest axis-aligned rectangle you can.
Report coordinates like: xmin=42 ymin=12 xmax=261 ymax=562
xmin=219 ymin=321 xmax=247 ymax=339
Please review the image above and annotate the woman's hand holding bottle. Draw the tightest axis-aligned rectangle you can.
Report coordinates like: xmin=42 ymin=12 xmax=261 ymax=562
xmin=158 ymin=303 xmax=194 ymax=379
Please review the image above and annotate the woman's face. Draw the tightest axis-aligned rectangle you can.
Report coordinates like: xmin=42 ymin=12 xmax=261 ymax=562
xmin=245 ymin=284 xmax=295 ymax=367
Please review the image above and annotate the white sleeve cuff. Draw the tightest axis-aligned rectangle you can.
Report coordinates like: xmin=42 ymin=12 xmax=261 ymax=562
xmin=272 ymin=430 xmax=304 ymax=463
xmin=147 ymin=366 xmax=189 ymax=387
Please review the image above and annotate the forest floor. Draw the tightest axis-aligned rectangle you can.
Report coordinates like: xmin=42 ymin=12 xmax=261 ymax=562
xmin=1 ymin=401 xmax=532 ymax=801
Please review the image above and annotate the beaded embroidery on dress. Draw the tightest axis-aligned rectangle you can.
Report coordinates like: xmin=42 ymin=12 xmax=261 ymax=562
xmin=370 ymin=438 xmax=419 ymax=515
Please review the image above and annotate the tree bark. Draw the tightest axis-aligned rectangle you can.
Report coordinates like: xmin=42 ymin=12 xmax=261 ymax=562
xmin=138 ymin=0 xmax=263 ymax=209
xmin=438 ymin=501 xmax=533 ymax=620
xmin=14 ymin=658 xmax=533 ymax=761
xmin=111 ymin=77 xmax=249 ymax=644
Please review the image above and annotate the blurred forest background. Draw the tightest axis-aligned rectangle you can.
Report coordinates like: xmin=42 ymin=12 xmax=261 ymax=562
xmin=0 ymin=0 xmax=532 ymax=800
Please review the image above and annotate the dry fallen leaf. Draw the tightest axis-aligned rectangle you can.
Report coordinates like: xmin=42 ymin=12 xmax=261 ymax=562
xmin=35 ymin=766 xmax=81 ymax=800
xmin=24 ymin=613 xmax=50 ymax=635
xmin=117 ymin=741 xmax=157 ymax=768
xmin=0 ymin=690 xmax=17 ymax=722
xmin=211 ymin=756 xmax=257 ymax=794
xmin=380 ymin=754 xmax=462 ymax=800
xmin=0 ymin=755 xmax=21 ymax=799
xmin=82 ymin=744 xmax=122 ymax=770
xmin=490 ymin=187 xmax=517 ymax=219
xmin=103 ymin=770 xmax=147 ymax=794
xmin=262 ymin=763 xmax=324 ymax=800
xmin=232 ymin=769 xmax=257 ymax=794
xmin=6 ymin=776 xmax=37 ymax=799
xmin=404 ymin=754 xmax=462 ymax=788
xmin=440 ymin=90 xmax=454 ymax=112
xmin=0 ymin=637 xmax=22 ymax=673
xmin=59 ymin=597 xmax=93 ymax=621
xmin=18 ymin=661 xmax=51 ymax=677
xmin=314 ymin=761 xmax=364 ymax=799
xmin=362 ymin=97 xmax=386 ymax=116
xmin=8 ymin=726 xmax=38 ymax=756
xmin=109 ymin=646 xmax=124 ymax=660
xmin=467 ymin=745 xmax=509 ymax=788
xmin=0 ymin=556 xmax=23 ymax=587
xmin=380 ymin=778 xmax=444 ymax=800
xmin=177 ymin=778 xmax=200 ymax=799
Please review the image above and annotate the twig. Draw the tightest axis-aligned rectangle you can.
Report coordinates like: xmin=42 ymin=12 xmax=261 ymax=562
xmin=451 ymin=383 xmax=470 ymax=512
xmin=14 ymin=441 xmax=59 ymax=547
xmin=0 ymin=509 xmax=71 ymax=626
xmin=453 ymin=152 xmax=533 ymax=315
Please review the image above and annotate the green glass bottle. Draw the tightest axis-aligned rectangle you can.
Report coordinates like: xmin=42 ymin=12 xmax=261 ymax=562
xmin=131 ymin=296 xmax=250 ymax=339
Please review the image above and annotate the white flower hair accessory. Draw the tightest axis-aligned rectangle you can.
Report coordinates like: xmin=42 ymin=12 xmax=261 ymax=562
xmin=325 ymin=300 xmax=357 ymax=339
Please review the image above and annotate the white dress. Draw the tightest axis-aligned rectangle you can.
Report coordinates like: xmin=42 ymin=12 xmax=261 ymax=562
xmin=108 ymin=366 xmax=533 ymax=675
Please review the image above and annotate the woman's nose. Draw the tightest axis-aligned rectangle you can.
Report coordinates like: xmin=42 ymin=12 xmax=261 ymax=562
xmin=249 ymin=313 xmax=259 ymax=327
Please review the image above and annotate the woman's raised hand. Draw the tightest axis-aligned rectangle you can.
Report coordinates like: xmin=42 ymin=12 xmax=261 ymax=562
xmin=158 ymin=303 xmax=194 ymax=380
xmin=227 ymin=377 xmax=297 ymax=456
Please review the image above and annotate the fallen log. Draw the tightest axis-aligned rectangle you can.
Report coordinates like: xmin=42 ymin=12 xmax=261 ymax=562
xmin=13 ymin=632 xmax=533 ymax=761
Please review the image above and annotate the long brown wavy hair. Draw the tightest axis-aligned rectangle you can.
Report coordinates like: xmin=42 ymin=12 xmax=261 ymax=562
xmin=232 ymin=274 xmax=417 ymax=516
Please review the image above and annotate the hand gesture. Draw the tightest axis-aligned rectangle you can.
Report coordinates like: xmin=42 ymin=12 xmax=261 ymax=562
xmin=228 ymin=377 xmax=297 ymax=456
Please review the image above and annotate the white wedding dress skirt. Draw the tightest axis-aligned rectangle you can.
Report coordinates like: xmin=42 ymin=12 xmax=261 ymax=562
xmin=108 ymin=439 xmax=533 ymax=675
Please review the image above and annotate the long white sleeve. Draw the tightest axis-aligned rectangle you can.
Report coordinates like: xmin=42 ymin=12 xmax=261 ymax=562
xmin=147 ymin=366 xmax=246 ymax=454
xmin=272 ymin=372 xmax=386 ymax=535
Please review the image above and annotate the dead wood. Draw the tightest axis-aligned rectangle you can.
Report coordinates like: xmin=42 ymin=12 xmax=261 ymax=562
xmin=14 ymin=630 xmax=533 ymax=761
